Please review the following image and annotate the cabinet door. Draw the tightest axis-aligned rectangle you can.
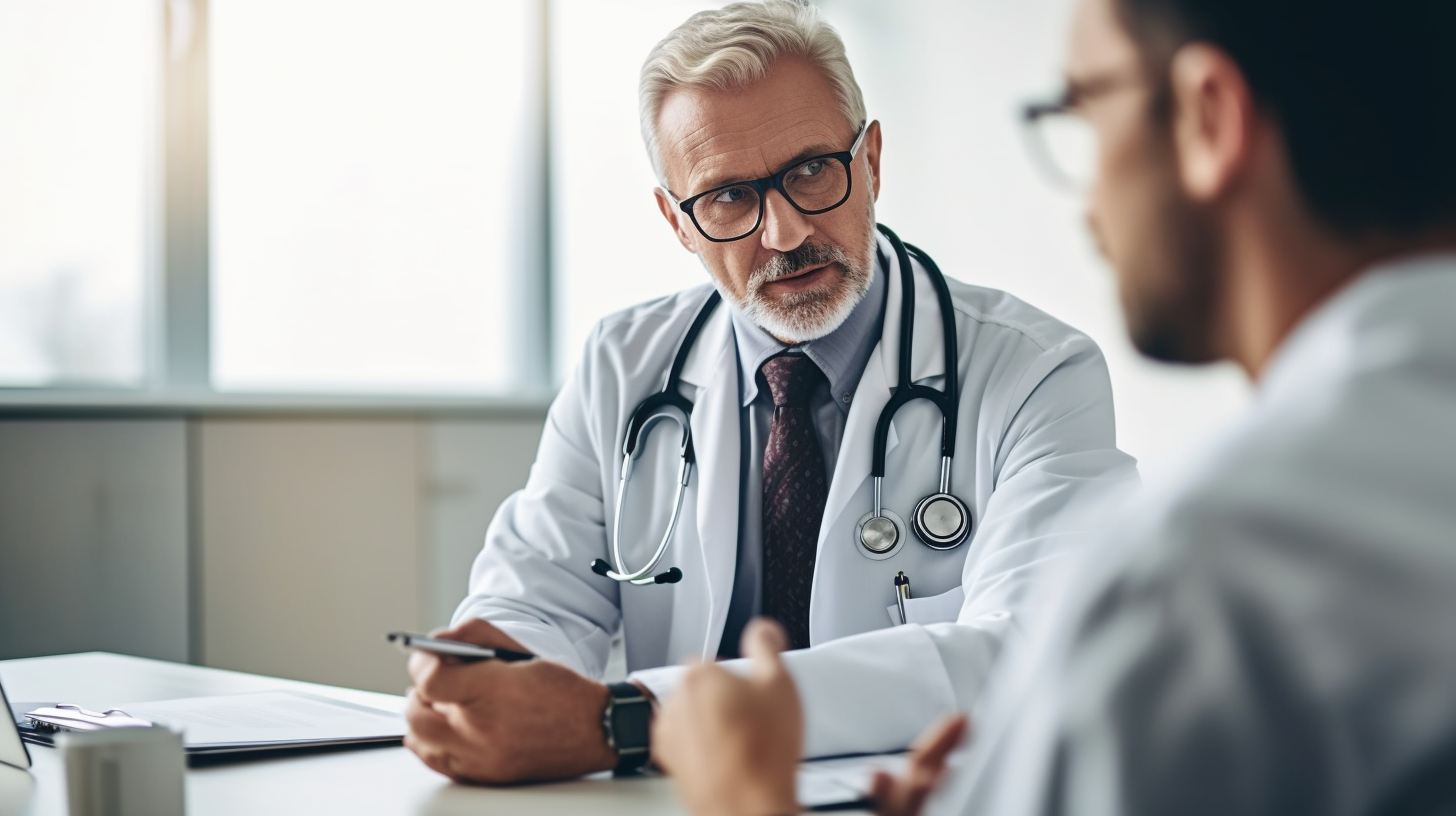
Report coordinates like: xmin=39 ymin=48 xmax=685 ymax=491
xmin=0 ymin=420 xmax=188 ymax=663
xmin=198 ymin=419 xmax=421 ymax=694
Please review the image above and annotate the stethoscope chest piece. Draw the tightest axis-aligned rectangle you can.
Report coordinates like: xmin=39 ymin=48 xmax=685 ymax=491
xmin=911 ymin=492 xmax=971 ymax=550
xmin=855 ymin=508 xmax=907 ymax=560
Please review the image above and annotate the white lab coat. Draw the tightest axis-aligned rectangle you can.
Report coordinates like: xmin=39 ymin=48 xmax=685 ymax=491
xmin=934 ymin=255 xmax=1456 ymax=815
xmin=455 ymin=231 xmax=1137 ymax=758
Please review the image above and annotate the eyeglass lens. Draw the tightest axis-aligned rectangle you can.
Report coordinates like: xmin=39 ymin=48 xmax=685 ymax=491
xmin=691 ymin=156 xmax=852 ymax=240
xmin=1027 ymin=112 xmax=1099 ymax=190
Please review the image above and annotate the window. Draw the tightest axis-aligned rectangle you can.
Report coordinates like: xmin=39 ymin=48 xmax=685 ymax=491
xmin=210 ymin=0 xmax=537 ymax=393
xmin=550 ymin=0 xmax=713 ymax=376
xmin=0 ymin=0 xmax=157 ymax=387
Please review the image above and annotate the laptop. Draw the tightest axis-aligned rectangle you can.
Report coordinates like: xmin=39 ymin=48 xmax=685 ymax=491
xmin=0 ymin=673 xmax=32 ymax=771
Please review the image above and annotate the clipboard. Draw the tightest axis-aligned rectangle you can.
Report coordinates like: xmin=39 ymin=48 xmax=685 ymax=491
xmin=12 ymin=691 xmax=405 ymax=756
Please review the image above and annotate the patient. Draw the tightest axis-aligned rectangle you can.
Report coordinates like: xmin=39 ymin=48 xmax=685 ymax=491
xmin=653 ymin=0 xmax=1456 ymax=813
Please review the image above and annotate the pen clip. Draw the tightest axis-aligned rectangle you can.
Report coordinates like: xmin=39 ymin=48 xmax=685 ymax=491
xmin=894 ymin=571 xmax=911 ymax=625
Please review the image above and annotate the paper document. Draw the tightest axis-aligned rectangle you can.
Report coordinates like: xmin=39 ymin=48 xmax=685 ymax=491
xmin=114 ymin=691 xmax=405 ymax=754
xmin=797 ymin=752 xmax=908 ymax=810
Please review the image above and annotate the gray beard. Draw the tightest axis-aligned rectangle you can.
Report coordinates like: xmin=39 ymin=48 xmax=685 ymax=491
xmin=724 ymin=228 xmax=877 ymax=344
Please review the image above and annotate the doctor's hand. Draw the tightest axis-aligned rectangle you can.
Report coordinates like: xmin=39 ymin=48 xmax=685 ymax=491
xmin=653 ymin=618 xmax=802 ymax=816
xmin=867 ymin=713 xmax=969 ymax=816
xmin=403 ymin=618 xmax=617 ymax=785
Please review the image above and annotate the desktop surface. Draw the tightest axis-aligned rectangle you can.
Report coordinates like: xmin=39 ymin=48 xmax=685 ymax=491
xmin=0 ymin=652 xmax=703 ymax=816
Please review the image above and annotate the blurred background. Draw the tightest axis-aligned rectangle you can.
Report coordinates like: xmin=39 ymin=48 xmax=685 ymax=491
xmin=0 ymin=0 xmax=1248 ymax=694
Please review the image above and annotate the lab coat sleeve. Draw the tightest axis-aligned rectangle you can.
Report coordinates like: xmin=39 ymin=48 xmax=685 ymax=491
xmin=634 ymin=335 xmax=1138 ymax=758
xmin=450 ymin=323 xmax=621 ymax=678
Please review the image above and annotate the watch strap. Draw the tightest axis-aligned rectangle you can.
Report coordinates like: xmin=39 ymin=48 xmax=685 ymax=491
xmin=603 ymin=682 xmax=652 ymax=775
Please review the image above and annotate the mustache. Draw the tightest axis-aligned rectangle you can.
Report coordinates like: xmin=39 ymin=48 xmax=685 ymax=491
xmin=749 ymin=242 xmax=852 ymax=288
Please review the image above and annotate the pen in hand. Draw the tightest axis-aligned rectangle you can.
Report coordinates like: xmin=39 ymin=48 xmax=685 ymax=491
xmin=386 ymin=632 xmax=536 ymax=663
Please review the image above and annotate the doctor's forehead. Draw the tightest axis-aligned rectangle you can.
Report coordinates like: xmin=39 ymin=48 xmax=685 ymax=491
xmin=655 ymin=58 xmax=854 ymax=194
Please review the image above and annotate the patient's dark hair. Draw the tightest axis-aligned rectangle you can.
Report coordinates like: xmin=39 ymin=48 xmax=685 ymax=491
xmin=1114 ymin=0 xmax=1456 ymax=237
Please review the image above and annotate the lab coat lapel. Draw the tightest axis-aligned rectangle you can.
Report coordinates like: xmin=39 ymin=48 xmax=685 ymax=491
xmin=678 ymin=303 xmax=740 ymax=658
xmin=819 ymin=325 xmax=895 ymax=545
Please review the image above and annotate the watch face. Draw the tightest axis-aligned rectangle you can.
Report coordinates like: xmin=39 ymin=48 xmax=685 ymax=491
xmin=610 ymin=697 xmax=652 ymax=751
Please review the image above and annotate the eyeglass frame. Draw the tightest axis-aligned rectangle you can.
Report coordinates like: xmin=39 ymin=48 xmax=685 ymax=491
xmin=1020 ymin=71 xmax=1146 ymax=189
xmin=668 ymin=122 xmax=870 ymax=243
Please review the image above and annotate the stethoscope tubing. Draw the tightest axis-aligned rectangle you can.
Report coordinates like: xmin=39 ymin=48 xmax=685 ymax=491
xmin=870 ymin=224 xmax=961 ymax=476
xmin=595 ymin=224 xmax=968 ymax=585
xmin=606 ymin=415 xmax=692 ymax=584
xmin=591 ymin=291 xmax=721 ymax=585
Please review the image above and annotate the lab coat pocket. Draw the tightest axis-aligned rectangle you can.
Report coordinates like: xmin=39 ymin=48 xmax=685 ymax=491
xmin=885 ymin=585 xmax=966 ymax=627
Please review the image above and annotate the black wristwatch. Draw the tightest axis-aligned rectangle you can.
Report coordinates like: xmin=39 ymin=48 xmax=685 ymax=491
xmin=602 ymin=682 xmax=653 ymax=775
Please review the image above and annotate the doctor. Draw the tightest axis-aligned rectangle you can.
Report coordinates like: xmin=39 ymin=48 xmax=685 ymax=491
xmin=403 ymin=0 xmax=1135 ymax=785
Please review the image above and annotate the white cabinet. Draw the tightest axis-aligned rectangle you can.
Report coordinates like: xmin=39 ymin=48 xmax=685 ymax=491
xmin=0 ymin=420 xmax=189 ymax=663
xmin=0 ymin=413 xmax=545 ymax=695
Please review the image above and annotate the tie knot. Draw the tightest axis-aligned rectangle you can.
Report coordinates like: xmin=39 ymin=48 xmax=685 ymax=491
xmin=760 ymin=354 xmax=824 ymax=407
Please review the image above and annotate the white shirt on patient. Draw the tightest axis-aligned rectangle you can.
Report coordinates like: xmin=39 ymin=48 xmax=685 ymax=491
xmin=937 ymin=254 xmax=1456 ymax=816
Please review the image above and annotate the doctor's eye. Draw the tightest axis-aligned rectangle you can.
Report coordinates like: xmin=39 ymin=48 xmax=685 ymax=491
xmin=793 ymin=159 xmax=828 ymax=178
xmin=711 ymin=185 xmax=754 ymax=205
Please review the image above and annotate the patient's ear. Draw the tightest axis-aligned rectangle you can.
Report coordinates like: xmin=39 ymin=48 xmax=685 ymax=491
xmin=1169 ymin=43 xmax=1256 ymax=203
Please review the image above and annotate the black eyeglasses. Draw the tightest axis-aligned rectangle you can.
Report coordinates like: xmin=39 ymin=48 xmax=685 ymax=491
xmin=1021 ymin=71 xmax=1143 ymax=190
xmin=671 ymin=123 xmax=869 ymax=243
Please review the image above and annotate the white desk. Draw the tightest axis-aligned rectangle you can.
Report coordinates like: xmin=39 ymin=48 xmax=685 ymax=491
xmin=0 ymin=652 xmax=695 ymax=816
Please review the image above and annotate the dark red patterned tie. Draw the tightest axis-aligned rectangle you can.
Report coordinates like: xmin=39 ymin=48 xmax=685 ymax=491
xmin=760 ymin=354 xmax=828 ymax=651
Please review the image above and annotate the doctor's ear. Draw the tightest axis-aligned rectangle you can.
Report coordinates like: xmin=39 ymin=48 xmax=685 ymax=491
xmin=864 ymin=120 xmax=883 ymax=201
xmin=655 ymin=187 xmax=700 ymax=254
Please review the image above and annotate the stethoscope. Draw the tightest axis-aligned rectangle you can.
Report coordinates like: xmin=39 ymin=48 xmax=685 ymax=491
xmin=590 ymin=223 xmax=970 ymax=586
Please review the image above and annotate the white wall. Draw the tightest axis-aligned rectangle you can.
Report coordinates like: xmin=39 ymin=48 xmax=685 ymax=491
xmin=825 ymin=0 xmax=1251 ymax=478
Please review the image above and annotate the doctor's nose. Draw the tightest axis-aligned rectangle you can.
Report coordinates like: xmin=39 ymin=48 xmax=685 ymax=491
xmin=759 ymin=190 xmax=814 ymax=254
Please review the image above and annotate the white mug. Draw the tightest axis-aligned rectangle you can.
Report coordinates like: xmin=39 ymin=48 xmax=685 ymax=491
xmin=59 ymin=727 xmax=185 ymax=816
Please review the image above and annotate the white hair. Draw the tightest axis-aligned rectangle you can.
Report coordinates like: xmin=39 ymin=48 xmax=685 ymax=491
xmin=639 ymin=0 xmax=867 ymax=188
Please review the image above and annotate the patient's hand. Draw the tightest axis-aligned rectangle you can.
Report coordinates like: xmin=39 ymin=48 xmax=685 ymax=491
xmin=868 ymin=713 xmax=969 ymax=816
xmin=653 ymin=618 xmax=802 ymax=816
xmin=403 ymin=618 xmax=617 ymax=784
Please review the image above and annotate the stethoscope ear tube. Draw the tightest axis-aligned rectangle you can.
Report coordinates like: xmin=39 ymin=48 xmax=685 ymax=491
xmin=594 ymin=291 xmax=721 ymax=586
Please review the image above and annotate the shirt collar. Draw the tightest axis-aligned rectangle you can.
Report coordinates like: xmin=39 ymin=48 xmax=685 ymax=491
xmin=1259 ymin=250 xmax=1456 ymax=406
xmin=729 ymin=252 xmax=887 ymax=411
